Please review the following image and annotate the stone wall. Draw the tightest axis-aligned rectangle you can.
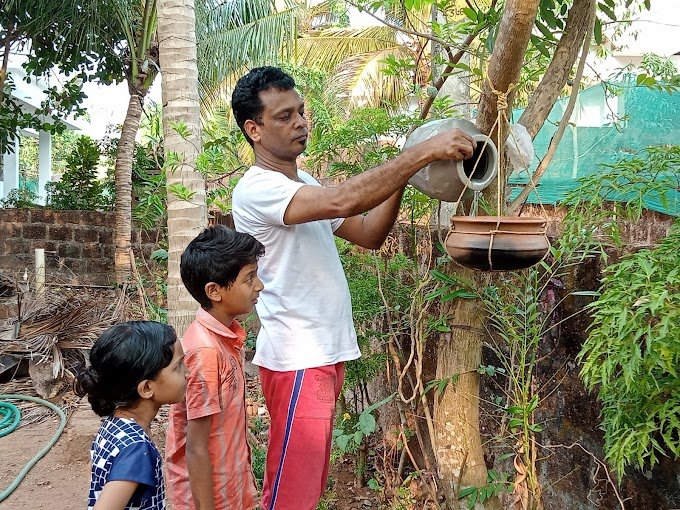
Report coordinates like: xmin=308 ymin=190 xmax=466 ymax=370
xmin=0 ymin=208 xmax=160 ymax=286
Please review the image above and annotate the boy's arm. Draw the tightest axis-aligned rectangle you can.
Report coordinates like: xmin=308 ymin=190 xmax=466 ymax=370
xmin=92 ymin=481 xmax=138 ymax=510
xmin=186 ymin=416 xmax=215 ymax=510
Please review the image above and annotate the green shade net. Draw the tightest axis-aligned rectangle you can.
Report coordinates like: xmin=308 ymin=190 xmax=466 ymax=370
xmin=508 ymin=79 xmax=680 ymax=215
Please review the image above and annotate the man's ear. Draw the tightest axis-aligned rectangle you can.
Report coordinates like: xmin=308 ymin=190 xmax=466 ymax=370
xmin=204 ymin=282 xmax=222 ymax=303
xmin=137 ymin=379 xmax=154 ymax=400
xmin=243 ymin=119 xmax=261 ymax=144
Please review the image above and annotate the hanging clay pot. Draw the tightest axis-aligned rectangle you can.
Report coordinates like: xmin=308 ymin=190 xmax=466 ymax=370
xmin=404 ymin=118 xmax=498 ymax=202
xmin=445 ymin=217 xmax=550 ymax=271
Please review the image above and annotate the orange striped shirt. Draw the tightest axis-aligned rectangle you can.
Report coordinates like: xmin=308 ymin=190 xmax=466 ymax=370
xmin=165 ymin=308 xmax=258 ymax=510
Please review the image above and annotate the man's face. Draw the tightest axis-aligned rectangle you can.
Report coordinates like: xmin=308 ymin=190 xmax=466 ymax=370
xmin=247 ymin=87 xmax=308 ymax=162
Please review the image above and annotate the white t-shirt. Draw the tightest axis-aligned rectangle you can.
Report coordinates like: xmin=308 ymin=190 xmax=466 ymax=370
xmin=232 ymin=166 xmax=361 ymax=372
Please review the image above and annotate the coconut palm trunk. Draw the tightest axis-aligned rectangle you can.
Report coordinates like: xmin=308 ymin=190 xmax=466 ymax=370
xmin=114 ymin=85 xmax=150 ymax=284
xmin=111 ymin=0 xmax=160 ymax=284
xmin=157 ymin=0 xmax=206 ymax=337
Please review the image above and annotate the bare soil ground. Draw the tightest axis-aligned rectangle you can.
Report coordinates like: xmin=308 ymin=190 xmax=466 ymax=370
xmin=0 ymin=374 xmax=379 ymax=510
xmin=0 ymin=402 xmax=93 ymax=509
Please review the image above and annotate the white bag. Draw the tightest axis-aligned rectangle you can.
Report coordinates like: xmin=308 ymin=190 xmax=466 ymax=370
xmin=506 ymin=123 xmax=534 ymax=174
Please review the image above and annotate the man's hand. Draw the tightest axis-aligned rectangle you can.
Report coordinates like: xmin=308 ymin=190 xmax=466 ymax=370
xmin=415 ymin=127 xmax=477 ymax=163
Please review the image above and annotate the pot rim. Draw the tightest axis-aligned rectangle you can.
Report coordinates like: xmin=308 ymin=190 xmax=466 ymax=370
xmin=451 ymin=215 xmax=546 ymax=225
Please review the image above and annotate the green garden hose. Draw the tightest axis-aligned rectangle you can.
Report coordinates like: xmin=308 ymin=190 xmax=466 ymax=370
xmin=0 ymin=400 xmax=21 ymax=437
xmin=0 ymin=394 xmax=68 ymax=503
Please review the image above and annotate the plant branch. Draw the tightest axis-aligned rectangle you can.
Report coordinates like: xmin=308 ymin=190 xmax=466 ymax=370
xmin=420 ymin=0 xmax=498 ymax=119
xmin=507 ymin=0 xmax=596 ymax=215
xmin=345 ymin=0 xmax=450 ymax=48
xmin=420 ymin=31 xmax=477 ymax=120
xmin=0 ymin=31 xmax=14 ymax=107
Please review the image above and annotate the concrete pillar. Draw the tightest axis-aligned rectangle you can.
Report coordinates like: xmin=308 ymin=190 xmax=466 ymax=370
xmin=38 ymin=130 xmax=52 ymax=206
xmin=2 ymin=137 xmax=20 ymax=200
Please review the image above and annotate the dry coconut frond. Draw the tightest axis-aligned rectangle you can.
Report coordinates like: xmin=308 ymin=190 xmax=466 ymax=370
xmin=0 ymin=278 xmax=130 ymax=377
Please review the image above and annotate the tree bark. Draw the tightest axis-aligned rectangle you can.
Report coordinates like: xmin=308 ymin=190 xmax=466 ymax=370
xmin=114 ymin=86 xmax=148 ymax=284
xmin=158 ymin=0 xmax=206 ymax=337
xmin=434 ymin=269 xmax=496 ymax=508
xmin=518 ymin=0 xmax=596 ymax=139
xmin=509 ymin=0 xmax=596 ymax=215
xmin=476 ymin=0 xmax=541 ymax=148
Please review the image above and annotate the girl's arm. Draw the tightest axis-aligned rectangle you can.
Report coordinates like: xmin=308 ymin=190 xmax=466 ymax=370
xmin=92 ymin=480 xmax=139 ymax=510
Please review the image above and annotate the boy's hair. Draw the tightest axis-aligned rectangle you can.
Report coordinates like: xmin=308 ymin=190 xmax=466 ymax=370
xmin=231 ymin=66 xmax=296 ymax=146
xmin=180 ymin=225 xmax=265 ymax=309
xmin=74 ymin=321 xmax=177 ymax=417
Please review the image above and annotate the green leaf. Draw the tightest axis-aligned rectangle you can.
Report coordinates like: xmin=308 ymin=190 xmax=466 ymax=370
xmin=358 ymin=411 xmax=376 ymax=435
xmin=594 ymin=18 xmax=603 ymax=45
xmin=508 ymin=418 xmax=524 ymax=429
xmin=441 ymin=289 xmax=478 ymax=301
xmin=462 ymin=7 xmax=477 ymax=22
xmin=458 ymin=486 xmax=476 ymax=498
xmin=598 ymin=2 xmax=616 ymax=21
xmin=534 ymin=20 xmax=555 ymax=41
xmin=336 ymin=434 xmax=351 ymax=451
xmin=541 ymin=8 xmax=558 ymax=29
xmin=150 ymin=248 xmax=168 ymax=262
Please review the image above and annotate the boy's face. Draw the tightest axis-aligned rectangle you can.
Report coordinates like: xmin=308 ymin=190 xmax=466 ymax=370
xmin=211 ymin=261 xmax=264 ymax=317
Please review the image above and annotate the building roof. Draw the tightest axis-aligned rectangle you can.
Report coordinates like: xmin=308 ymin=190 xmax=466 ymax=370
xmin=8 ymin=62 xmax=81 ymax=132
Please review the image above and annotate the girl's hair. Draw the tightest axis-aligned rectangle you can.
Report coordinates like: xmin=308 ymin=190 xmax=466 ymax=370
xmin=75 ymin=321 xmax=177 ymax=417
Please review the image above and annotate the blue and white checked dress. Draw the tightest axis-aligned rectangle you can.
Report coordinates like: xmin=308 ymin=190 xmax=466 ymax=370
xmin=88 ymin=417 xmax=165 ymax=510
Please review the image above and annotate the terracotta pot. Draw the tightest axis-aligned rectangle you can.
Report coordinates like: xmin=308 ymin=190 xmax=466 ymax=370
xmin=445 ymin=216 xmax=550 ymax=271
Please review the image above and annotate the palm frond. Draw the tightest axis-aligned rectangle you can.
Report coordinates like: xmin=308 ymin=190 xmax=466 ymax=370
xmin=198 ymin=5 xmax=300 ymax=108
xmin=294 ymin=26 xmax=399 ymax=71
xmin=330 ymin=47 xmax=421 ymax=111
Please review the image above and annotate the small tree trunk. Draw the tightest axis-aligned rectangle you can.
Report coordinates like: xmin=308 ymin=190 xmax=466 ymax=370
xmin=158 ymin=0 xmax=206 ymax=337
xmin=114 ymin=86 xmax=149 ymax=285
xmin=476 ymin=0 xmax=541 ymax=148
xmin=435 ymin=268 xmax=500 ymax=509
xmin=435 ymin=2 xmax=540 ymax=508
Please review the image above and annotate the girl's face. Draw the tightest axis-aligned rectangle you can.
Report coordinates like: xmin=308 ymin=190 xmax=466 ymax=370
xmin=151 ymin=339 xmax=188 ymax=405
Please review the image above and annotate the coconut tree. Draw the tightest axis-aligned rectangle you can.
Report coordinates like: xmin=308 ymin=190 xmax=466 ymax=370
xmin=110 ymin=0 xmax=302 ymax=286
xmin=110 ymin=0 xmax=160 ymax=285
xmin=196 ymin=0 xmax=300 ymax=111
xmin=157 ymin=0 xmax=303 ymax=334
xmin=157 ymin=0 xmax=206 ymax=337
xmin=294 ymin=3 xmax=434 ymax=111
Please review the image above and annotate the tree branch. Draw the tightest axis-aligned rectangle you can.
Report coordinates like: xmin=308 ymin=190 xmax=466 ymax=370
xmin=507 ymin=0 xmax=596 ymax=215
xmin=345 ymin=0 xmax=450 ymax=48
xmin=518 ymin=0 xmax=597 ymax=138
xmin=420 ymin=31 xmax=477 ymax=119
xmin=475 ymin=0 xmax=540 ymax=144
xmin=0 ymin=31 xmax=15 ymax=107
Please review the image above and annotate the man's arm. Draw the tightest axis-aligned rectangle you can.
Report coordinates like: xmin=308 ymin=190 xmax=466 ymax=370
xmin=186 ymin=416 xmax=215 ymax=510
xmin=334 ymin=188 xmax=404 ymax=249
xmin=283 ymin=128 xmax=476 ymax=226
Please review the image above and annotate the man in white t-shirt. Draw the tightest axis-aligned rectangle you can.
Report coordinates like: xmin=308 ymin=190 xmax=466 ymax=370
xmin=231 ymin=66 xmax=475 ymax=510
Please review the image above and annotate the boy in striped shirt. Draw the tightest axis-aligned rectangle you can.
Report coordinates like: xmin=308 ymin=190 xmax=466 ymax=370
xmin=165 ymin=225 xmax=264 ymax=510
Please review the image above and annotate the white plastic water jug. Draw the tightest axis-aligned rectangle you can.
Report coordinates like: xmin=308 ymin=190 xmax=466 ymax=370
xmin=404 ymin=118 xmax=498 ymax=202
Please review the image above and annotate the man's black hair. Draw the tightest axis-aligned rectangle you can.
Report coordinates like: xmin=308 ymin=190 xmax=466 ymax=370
xmin=231 ymin=66 xmax=296 ymax=146
xmin=180 ymin=225 xmax=265 ymax=309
